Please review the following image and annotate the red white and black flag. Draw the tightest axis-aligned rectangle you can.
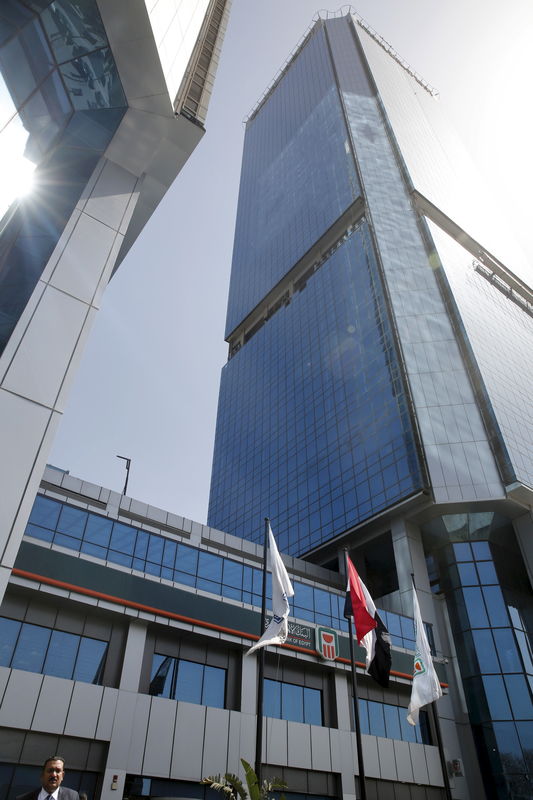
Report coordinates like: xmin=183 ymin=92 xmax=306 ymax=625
xmin=344 ymin=555 xmax=391 ymax=688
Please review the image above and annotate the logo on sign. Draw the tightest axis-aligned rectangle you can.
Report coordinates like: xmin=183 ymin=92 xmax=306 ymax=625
xmin=316 ymin=627 xmax=339 ymax=661
xmin=413 ymin=649 xmax=426 ymax=677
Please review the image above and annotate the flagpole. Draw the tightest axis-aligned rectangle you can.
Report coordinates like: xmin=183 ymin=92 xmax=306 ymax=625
xmin=345 ymin=550 xmax=367 ymax=800
xmin=254 ymin=517 xmax=270 ymax=783
xmin=411 ymin=574 xmax=452 ymax=800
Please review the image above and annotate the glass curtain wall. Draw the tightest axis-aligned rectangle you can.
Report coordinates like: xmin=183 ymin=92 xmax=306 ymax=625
xmin=424 ymin=513 xmax=533 ymax=799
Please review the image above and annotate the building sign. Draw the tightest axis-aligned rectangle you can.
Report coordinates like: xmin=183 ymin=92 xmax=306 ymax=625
xmin=315 ymin=626 xmax=339 ymax=661
xmin=264 ymin=617 xmax=314 ymax=650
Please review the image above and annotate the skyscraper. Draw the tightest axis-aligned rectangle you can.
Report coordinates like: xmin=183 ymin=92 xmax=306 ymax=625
xmin=0 ymin=0 xmax=230 ymax=602
xmin=208 ymin=11 xmax=533 ymax=798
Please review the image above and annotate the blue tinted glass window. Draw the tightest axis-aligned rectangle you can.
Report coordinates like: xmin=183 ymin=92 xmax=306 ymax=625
xmin=81 ymin=541 xmax=106 ymax=560
xmin=358 ymin=699 xmax=369 ymax=734
xmin=110 ymin=522 xmax=135 ymax=555
xmin=400 ymin=710 xmax=416 ymax=742
xmin=400 ymin=615 xmax=415 ymax=644
xmin=264 ymin=679 xmax=281 ymax=719
xmin=476 ymin=561 xmax=498 ymax=584
xmin=457 ymin=562 xmax=478 ymax=585
xmin=453 ymin=543 xmax=473 ymax=562
xmin=368 ymin=701 xmax=386 ymax=738
xmin=74 ymin=636 xmax=107 ymax=683
xmin=463 ymin=588 xmax=489 ymax=628
xmin=504 ymin=675 xmax=533 ymax=721
xmin=84 ymin=514 xmax=112 ymax=547
xmin=472 ymin=630 xmax=500 ymax=673
xmin=177 ymin=544 xmax=198 ymax=575
xmin=28 ymin=496 xmax=61 ymax=529
xmin=282 ymin=682 xmax=303 ymax=723
xmin=202 ymin=665 xmax=225 ymax=708
xmin=163 ymin=540 xmax=177 ymax=568
xmin=0 ymin=617 xmax=20 ymax=666
xmin=223 ymin=559 xmax=243 ymax=590
xmin=107 ymin=550 xmax=132 ymax=568
xmin=482 ymin=587 xmax=509 ymax=627
xmin=149 ymin=655 xmax=175 ymax=699
xmin=492 ymin=722 xmax=525 ymax=772
xmin=134 ymin=530 xmax=149 ymax=559
xmin=56 ymin=505 xmax=87 ymax=538
xmin=175 ymin=659 xmax=203 ymax=704
xmin=303 ymin=687 xmax=322 ymax=725
xmin=383 ymin=704 xmax=401 ymax=740
xmin=147 ymin=535 xmax=164 ymax=565
xmin=483 ymin=675 xmax=512 ymax=720
xmin=43 ymin=630 xmax=79 ymax=678
xmin=471 ymin=541 xmax=492 ymax=560
xmin=11 ymin=623 xmax=50 ymax=672
xmin=493 ymin=629 xmax=522 ymax=673
xmin=25 ymin=523 xmax=54 ymax=543
xmin=198 ymin=552 xmax=223 ymax=583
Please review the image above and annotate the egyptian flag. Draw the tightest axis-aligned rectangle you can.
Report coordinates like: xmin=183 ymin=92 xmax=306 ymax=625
xmin=344 ymin=556 xmax=391 ymax=688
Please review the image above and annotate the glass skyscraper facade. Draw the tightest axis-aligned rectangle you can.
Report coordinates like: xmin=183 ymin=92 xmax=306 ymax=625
xmin=209 ymin=11 xmax=533 ymax=800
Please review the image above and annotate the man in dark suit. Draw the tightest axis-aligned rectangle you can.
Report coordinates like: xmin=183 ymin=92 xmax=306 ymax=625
xmin=17 ymin=756 xmax=80 ymax=800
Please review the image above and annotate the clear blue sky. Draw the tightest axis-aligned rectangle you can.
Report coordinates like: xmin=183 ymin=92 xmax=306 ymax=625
xmin=50 ymin=0 xmax=533 ymax=522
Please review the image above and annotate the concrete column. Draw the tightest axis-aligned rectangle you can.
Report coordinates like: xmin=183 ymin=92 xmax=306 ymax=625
xmin=119 ymin=620 xmax=148 ymax=692
xmin=240 ymin=651 xmax=258 ymax=714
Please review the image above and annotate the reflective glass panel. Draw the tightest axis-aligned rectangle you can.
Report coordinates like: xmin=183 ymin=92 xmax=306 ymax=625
xmin=110 ymin=522 xmax=135 ymax=555
xmin=56 ymin=505 xmax=87 ymax=538
xmin=202 ymin=665 xmax=225 ymax=708
xmin=149 ymin=654 xmax=174 ymax=699
xmin=264 ymin=678 xmax=281 ymax=719
xmin=482 ymin=675 xmax=512 ymax=720
xmin=303 ymin=686 xmax=322 ymax=725
xmin=494 ymin=629 xmax=522 ymax=673
xmin=28 ymin=495 xmax=61 ymax=529
xmin=11 ymin=622 xmax=50 ymax=672
xmin=368 ymin=701 xmax=386 ymax=738
xmin=74 ymin=636 xmax=107 ymax=683
xmin=0 ymin=617 xmax=20 ymax=666
xmin=43 ymin=629 xmax=79 ymax=678
xmin=281 ymin=682 xmax=303 ymax=723
xmin=85 ymin=514 xmax=112 ymax=546
xmin=175 ymin=659 xmax=203 ymax=704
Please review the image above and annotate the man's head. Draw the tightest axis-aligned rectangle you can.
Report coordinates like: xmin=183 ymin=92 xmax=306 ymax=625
xmin=40 ymin=758 xmax=65 ymax=794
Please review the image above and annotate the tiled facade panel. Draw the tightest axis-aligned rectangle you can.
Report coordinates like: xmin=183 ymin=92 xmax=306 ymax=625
xmin=427 ymin=222 xmax=533 ymax=490
xmin=325 ymin=17 xmax=503 ymax=504
xmin=0 ymin=155 xmax=140 ymax=596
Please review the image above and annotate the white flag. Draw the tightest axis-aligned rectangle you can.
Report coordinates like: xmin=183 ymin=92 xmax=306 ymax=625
xmin=246 ymin=525 xmax=294 ymax=655
xmin=407 ymin=583 xmax=442 ymax=725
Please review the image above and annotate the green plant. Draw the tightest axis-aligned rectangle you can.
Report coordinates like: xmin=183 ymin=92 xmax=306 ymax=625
xmin=201 ymin=758 xmax=286 ymax=800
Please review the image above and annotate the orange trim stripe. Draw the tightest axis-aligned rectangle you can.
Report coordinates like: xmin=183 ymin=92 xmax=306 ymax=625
xmin=11 ymin=568 xmax=448 ymax=688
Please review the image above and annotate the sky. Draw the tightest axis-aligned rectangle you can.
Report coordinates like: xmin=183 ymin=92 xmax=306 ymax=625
xmin=49 ymin=0 xmax=533 ymax=523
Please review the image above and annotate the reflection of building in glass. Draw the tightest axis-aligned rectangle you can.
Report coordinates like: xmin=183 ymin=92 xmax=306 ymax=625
xmin=208 ymin=11 xmax=533 ymax=800
xmin=0 ymin=0 xmax=230 ymax=602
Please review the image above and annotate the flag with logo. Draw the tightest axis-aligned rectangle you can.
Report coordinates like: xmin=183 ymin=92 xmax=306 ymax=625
xmin=344 ymin=555 xmax=391 ymax=688
xmin=246 ymin=524 xmax=294 ymax=655
xmin=407 ymin=583 xmax=442 ymax=725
